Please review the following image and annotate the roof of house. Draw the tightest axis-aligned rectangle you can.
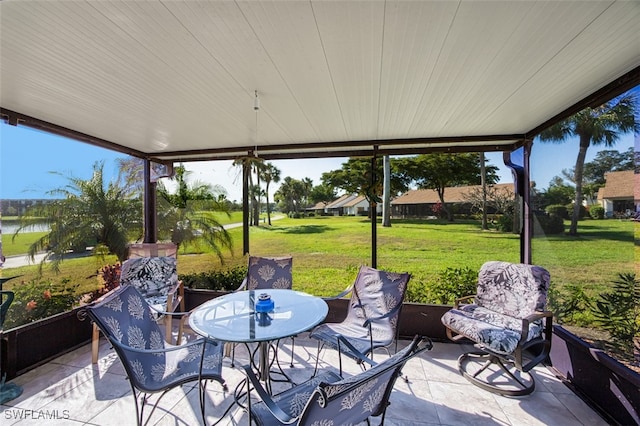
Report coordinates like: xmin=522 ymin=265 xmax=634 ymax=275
xmin=325 ymin=194 xmax=359 ymax=209
xmin=597 ymin=170 xmax=635 ymax=200
xmin=343 ymin=195 xmax=367 ymax=208
xmin=391 ymin=183 xmax=514 ymax=205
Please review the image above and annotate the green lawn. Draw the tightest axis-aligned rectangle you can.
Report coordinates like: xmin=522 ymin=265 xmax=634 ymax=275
xmin=3 ymin=215 xmax=634 ymax=302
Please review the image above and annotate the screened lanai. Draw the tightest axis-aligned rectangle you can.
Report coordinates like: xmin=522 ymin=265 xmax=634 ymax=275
xmin=1 ymin=2 xmax=640 ymax=424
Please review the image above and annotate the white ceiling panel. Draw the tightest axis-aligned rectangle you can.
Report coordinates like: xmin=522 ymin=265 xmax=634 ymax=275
xmin=1 ymin=0 xmax=639 ymax=161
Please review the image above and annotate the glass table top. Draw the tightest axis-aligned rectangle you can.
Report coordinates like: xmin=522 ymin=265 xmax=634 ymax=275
xmin=188 ymin=289 xmax=328 ymax=343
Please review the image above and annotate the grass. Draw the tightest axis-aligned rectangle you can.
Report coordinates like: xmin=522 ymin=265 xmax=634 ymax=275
xmin=2 ymin=231 xmax=48 ymax=257
xmin=3 ymin=215 xmax=633 ymax=301
xmin=3 ymin=217 xmax=634 ymax=295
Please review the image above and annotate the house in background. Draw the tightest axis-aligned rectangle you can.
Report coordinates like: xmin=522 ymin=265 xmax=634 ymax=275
xmin=391 ymin=183 xmax=515 ymax=219
xmin=343 ymin=195 xmax=382 ymax=216
xmin=596 ymin=170 xmax=636 ymax=217
xmin=309 ymin=194 xmax=382 ymax=216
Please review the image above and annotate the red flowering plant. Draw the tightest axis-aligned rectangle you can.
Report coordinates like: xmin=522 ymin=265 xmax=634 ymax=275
xmin=4 ymin=278 xmax=81 ymax=329
xmin=85 ymin=263 xmax=121 ymax=303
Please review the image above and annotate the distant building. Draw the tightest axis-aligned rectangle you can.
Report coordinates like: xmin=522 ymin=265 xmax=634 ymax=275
xmin=1 ymin=199 xmax=55 ymax=216
xmin=308 ymin=194 xmax=382 ymax=216
xmin=596 ymin=170 xmax=635 ymax=217
xmin=391 ymin=183 xmax=515 ymax=218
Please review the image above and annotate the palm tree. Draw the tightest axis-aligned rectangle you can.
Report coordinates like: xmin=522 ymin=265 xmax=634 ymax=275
xmin=539 ymin=94 xmax=637 ymax=235
xmin=260 ymin=163 xmax=281 ymax=225
xmin=14 ymin=161 xmax=141 ymax=272
xmin=232 ymin=155 xmax=264 ymax=226
xmin=156 ymin=165 xmax=233 ymax=260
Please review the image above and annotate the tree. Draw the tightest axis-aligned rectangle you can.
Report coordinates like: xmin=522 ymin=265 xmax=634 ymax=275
xmin=399 ymin=153 xmax=498 ymax=221
xmin=309 ymin=183 xmax=336 ymax=205
xmin=321 ymin=157 xmax=410 ymax=206
xmin=14 ymin=161 xmax=142 ymax=272
xmin=259 ymin=162 xmax=281 ymax=225
xmin=463 ymin=185 xmax=516 ymax=226
xmin=232 ymin=156 xmax=264 ymax=226
xmin=274 ymin=177 xmax=307 ymax=215
xmin=156 ymin=165 xmax=232 ymax=260
xmin=561 ymin=148 xmax=635 ymax=206
xmin=540 ymin=176 xmax=575 ymax=207
xmin=539 ymin=93 xmax=637 ymax=235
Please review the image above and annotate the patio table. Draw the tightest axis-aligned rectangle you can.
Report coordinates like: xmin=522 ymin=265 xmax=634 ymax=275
xmin=188 ymin=289 xmax=328 ymax=391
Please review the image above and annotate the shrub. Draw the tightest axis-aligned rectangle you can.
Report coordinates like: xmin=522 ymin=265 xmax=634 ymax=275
xmin=537 ymin=214 xmax=564 ymax=234
xmin=589 ymin=205 xmax=605 ymax=220
xmin=405 ymin=279 xmax=430 ymax=304
xmin=179 ymin=265 xmax=247 ymax=291
xmin=545 ymin=204 xmax=568 ymax=219
xmin=591 ymin=273 xmax=640 ymax=352
xmin=5 ymin=278 xmax=81 ymax=329
xmin=547 ymin=284 xmax=592 ymax=326
xmin=566 ymin=203 xmax=587 ymax=220
xmin=423 ymin=267 xmax=478 ymax=305
xmin=495 ymin=214 xmax=513 ymax=233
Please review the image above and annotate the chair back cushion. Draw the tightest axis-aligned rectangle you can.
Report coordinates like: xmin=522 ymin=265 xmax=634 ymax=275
xmin=120 ymin=257 xmax=178 ymax=306
xmin=300 ymin=336 xmax=427 ymax=424
xmin=346 ymin=266 xmax=410 ymax=338
xmin=475 ymin=261 xmax=550 ymax=318
xmin=87 ymin=285 xmax=166 ymax=351
xmin=246 ymin=256 xmax=293 ymax=290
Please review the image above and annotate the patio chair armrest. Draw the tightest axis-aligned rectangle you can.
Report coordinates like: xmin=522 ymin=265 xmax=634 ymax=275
xmin=147 ymin=304 xmax=189 ymax=317
xmin=242 ymin=365 xmax=297 ymax=424
xmin=413 ymin=336 xmax=434 ymax=354
xmin=454 ymin=294 xmax=476 ymax=309
xmin=336 ymin=335 xmax=376 ymax=367
xmin=234 ymin=278 xmax=248 ymax=292
xmin=107 ymin=335 xmax=217 ymax=354
xmin=322 ymin=284 xmax=354 ymax=301
xmin=518 ymin=311 xmax=553 ymax=344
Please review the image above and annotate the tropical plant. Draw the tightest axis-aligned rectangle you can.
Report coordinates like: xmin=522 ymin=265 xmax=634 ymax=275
xmin=14 ymin=161 xmax=142 ymax=271
xmin=260 ymin=162 xmax=281 ymax=225
xmin=156 ymin=165 xmax=233 ymax=261
xmin=591 ymin=273 xmax=640 ymax=353
xmin=538 ymin=93 xmax=637 ymax=235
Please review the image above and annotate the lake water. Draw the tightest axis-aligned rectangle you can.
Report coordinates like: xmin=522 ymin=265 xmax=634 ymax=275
xmin=1 ymin=222 xmax=50 ymax=234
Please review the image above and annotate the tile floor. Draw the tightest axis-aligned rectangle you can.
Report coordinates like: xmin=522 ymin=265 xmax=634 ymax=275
xmin=1 ymin=334 xmax=607 ymax=425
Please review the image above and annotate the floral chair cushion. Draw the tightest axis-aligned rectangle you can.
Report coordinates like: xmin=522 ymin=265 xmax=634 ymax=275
xmin=440 ymin=261 xmax=551 ymax=355
xmin=310 ymin=266 xmax=410 ymax=359
xmin=246 ymin=256 xmax=293 ymax=290
xmin=120 ymin=256 xmax=178 ymax=308
xmin=87 ymin=285 xmax=224 ymax=393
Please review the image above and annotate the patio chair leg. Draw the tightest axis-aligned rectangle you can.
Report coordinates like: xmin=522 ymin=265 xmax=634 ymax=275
xmin=91 ymin=323 xmax=100 ymax=364
xmin=290 ymin=336 xmax=295 ymax=368
xmin=313 ymin=340 xmax=324 ymax=377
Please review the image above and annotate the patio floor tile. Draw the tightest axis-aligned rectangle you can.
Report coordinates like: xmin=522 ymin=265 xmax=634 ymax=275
xmin=1 ymin=333 xmax=607 ymax=425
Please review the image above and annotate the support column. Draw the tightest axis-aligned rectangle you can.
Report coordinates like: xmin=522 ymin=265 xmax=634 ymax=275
xmin=522 ymin=141 xmax=533 ymax=264
xmin=371 ymin=153 xmax=378 ymax=268
xmin=503 ymin=141 xmax=533 ymax=264
xmin=242 ymin=158 xmax=250 ymax=255
xmin=143 ymin=159 xmax=157 ymax=243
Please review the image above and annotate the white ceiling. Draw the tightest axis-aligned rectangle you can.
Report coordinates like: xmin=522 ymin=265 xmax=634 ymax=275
xmin=1 ymin=0 xmax=639 ymax=162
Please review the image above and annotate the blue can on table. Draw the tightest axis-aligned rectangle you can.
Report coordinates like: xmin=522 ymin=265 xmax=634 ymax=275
xmin=255 ymin=293 xmax=274 ymax=313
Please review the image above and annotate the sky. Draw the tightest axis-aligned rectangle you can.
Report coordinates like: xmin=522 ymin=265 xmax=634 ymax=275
xmin=0 ymin=122 xmax=636 ymax=203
